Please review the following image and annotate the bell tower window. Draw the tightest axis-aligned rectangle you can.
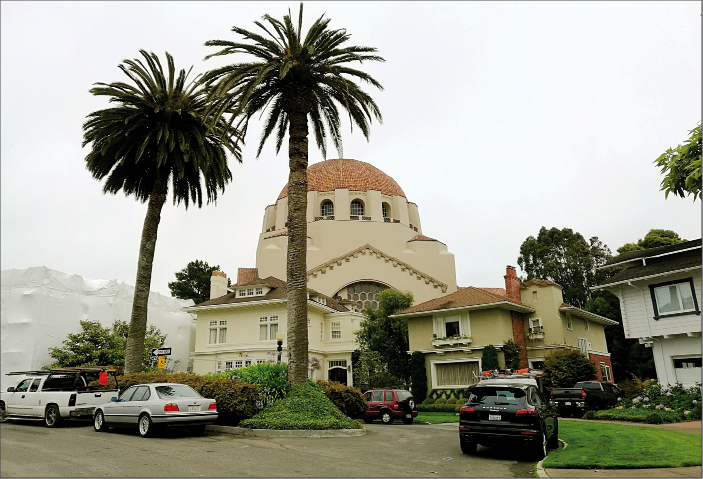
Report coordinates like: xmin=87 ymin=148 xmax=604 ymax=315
xmin=321 ymin=200 xmax=334 ymax=217
xmin=350 ymin=200 xmax=364 ymax=216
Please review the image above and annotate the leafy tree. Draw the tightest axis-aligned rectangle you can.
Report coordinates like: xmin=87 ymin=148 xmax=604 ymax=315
xmin=502 ymin=339 xmax=522 ymax=370
xmin=655 ymin=122 xmax=701 ymax=200
xmin=617 ymin=229 xmax=685 ymax=254
xmin=542 ymin=350 xmax=596 ymax=390
xmin=481 ymin=345 xmax=500 ymax=371
xmin=203 ymin=4 xmax=383 ymax=385
xmin=168 ymin=260 xmax=230 ymax=304
xmin=82 ymin=51 xmax=242 ymax=373
xmin=49 ymin=320 xmax=165 ymax=370
xmin=517 ymin=226 xmax=612 ymax=307
xmin=409 ymin=351 xmax=428 ymax=403
xmin=356 ymin=290 xmax=414 ymax=386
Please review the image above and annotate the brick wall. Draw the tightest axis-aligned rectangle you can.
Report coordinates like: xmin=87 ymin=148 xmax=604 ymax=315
xmin=589 ymin=353 xmax=614 ymax=383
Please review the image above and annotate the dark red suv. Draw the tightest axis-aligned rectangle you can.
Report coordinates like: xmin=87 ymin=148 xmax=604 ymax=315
xmin=363 ymin=389 xmax=418 ymax=424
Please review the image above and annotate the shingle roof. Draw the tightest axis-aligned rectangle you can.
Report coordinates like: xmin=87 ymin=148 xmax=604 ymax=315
xmin=194 ymin=276 xmax=349 ymax=312
xmin=603 ymin=238 xmax=701 ymax=266
xmin=595 ymin=246 xmax=702 ymax=288
xmin=408 ymin=234 xmax=440 ymax=242
xmin=394 ymin=286 xmax=534 ymax=316
xmin=478 ymin=287 xmax=507 ymax=297
xmin=277 ymin=159 xmax=406 ymax=200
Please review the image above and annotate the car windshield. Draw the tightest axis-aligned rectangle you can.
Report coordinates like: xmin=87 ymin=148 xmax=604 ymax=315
xmin=581 ymin=383 xmax=601 ymax=390
xmin=396 ymin=390 xmax=412 ymax=401
xmin=468 ymin=387 xmax=525 ymax=405
xmin=155 ymin=384 xmax=201 ymax=399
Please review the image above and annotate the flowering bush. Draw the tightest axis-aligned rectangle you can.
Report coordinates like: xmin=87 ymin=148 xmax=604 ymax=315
xmin=597 ymin=381 xmax=702 ymax=423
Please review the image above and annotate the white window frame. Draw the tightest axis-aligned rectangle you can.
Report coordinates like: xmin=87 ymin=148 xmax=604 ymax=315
xmin=234 ymin=360 xmax=243 ymax=369
xmin=255 ymin=287 xmax=263 ymax=295
xmin=566 ymin=313 xmax=573 ymax=331
xmin=584 ymin=320 xmax=590 ymax=331
xmin=430 ymin=359 xmax=480 ymax=389
xmin=433 ymin=313 xmax=470 ymax=340
xmin=321 ymin=200 xmax=334 ymax=217
xmin=577 ymin=337 xmax=591 ymax=354
xmin=259 ymin=316 xmax=279 ymax=341
xmin=209 ymin=320 xmax=228 ymax=344
xmin=350 ymin=200 xmax=364 ymax=216
xmin=331 ymin=321 xmax=341 ymax=340
xmin=600 ymin=362 xmax=612 ymax=382
xmin=239 ymin=290 xmax=247 ymax=297
xmin=216 ymin=360 xmax=223 ymax=373
xmin=650 ymin=279 xmax=699 ymax=319
xmin=225 ymin=360 xmax=234 ymax=371
xmin=320 ymin=322 xmax=324 ymax=340
xmin=528 ymin=317 xmax=543 ymax=336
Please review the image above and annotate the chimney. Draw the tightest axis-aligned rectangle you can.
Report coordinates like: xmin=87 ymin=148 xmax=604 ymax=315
xmin=210 ymin=271 xmax=228 ymax=300
xmin=504 ymin=266 xmax=521 ymax=304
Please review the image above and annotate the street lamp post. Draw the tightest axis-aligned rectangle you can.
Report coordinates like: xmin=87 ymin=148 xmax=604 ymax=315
xmin=276 ymin=331 xmax=285 ymax=364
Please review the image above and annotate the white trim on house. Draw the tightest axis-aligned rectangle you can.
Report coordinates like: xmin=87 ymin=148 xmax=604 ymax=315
xmin=592 ymin=266 xmax=700 ymax=290
xmin=393 ymin=301 xmax=535 ymax=320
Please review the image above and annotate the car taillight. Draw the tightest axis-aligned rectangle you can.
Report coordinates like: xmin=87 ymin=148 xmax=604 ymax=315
xmin=208 ymin=402 xmax=217 ymax=410
xmin=550 ymin=391 xmax=554 ymax=399
xmin=581 ymin=390 xmax=587 ymax=399
xmin=460 ymin=406 xmax=475 ymax=414
xmin=393 ymin=403 xmax=398 ymax=409
xmin=515 ymin=408 xmax=538 ymax=417
xmin=164 ymin=403 xmax=179 ymax=412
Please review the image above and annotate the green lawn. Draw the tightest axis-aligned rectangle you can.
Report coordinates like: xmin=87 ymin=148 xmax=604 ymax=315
xmin=416 ymin=412 xmax=460 ymax=424
xmin=542 ymin=421 xmax=702 ymax=469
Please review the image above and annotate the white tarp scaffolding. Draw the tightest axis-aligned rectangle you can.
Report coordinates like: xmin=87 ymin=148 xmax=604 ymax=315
xmin=1 ymin=266 xmax=195 ymax=389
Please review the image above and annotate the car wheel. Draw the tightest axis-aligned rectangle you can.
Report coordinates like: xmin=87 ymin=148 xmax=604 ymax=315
xmin=533 ymin=430 xmax=547 ymax=460
xmin=94 ymin=410 xmax=108 ymax=432
xmin=547 ymin=419 xmax=559 ymax=449
xmin=402 ymin=416 xmax=414 ymax=424
xmin=44 ymin=404 xmax=62 ymax=428
xmin=189 ymin=424 xmax=207 ymax=435
xmin=380 ymin=410 xmax=394 ymax=424
xmin=138 ymin=413 xmax=155 ymax=438
xmin=460 ymin=439 xmax=477 ymax=454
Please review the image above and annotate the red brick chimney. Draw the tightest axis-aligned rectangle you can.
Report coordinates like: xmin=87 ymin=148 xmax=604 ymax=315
xmin=505 ymin=265 xmax=529 ymax=369
xmin=504 ymin=265 xmax=521 ymax=304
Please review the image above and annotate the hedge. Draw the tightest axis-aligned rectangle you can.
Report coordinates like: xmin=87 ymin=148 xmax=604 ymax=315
xmin=316 ymin=380 xmax=368 ymax=418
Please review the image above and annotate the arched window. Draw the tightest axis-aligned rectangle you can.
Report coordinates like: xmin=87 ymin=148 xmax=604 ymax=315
xmin=382 ymin=202 xmax=390 ymax=218
xmin=350 ymin=200 xmax=364 ymax=216
xmin=337 ymin=282 xmax=387 ymax=312
xmin=321 ymin=200 xmax=334 ymax=217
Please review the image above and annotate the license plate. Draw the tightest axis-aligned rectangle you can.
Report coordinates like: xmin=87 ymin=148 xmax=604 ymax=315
xmin=488 ymin=414 xmax=501 ymax=421
xmin=188 ymin=405 xmax=201 ymax=412
xmin=406 ymin=413 xmax=412 ymax=418
xmin=564 ymin=402 xmax=572 ymax=406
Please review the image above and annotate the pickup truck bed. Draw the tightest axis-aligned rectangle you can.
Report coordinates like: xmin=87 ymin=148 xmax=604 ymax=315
xmin=550 ymin=381 xmax=621 ymax=417
xmin=0 ymin=368 xmax=119 ymax=427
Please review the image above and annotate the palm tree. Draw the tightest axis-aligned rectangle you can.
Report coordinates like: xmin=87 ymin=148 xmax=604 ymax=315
xmin=82 ymin=50 xmax=242 ymax=373
xmin=203 ymin=4 xmax=384 ymax=385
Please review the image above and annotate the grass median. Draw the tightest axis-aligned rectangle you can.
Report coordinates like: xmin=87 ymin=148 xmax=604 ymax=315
xmin=416 ymin=412 xmax=460 ymax=424
xmin=542 ymin=421 xmax=702 ymax=469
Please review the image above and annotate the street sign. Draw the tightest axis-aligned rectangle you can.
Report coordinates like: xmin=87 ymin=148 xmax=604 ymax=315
xmin=157 ymin=356 xmax=165 ymax=369
xmin=151 ymin=347 xmax=172 ymax=356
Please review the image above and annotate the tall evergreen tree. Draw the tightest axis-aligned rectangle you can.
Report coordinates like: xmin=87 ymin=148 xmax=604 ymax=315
xmin=203 ymin=4 xmax=384 ymax=385
xmin=83 ymin=50 xmax=242 ymax=373
xmin=168 ymin=260 xmax=229 ymax=304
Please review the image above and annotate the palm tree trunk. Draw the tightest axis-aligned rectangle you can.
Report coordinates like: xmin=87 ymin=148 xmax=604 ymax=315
xmin=124 ymin=172 xmax=168 ymax=373
xmin=286 ymin=110 xmax=309 ymax=386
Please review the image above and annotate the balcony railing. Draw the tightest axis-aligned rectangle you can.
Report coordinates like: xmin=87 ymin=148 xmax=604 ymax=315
xmin=528 ymin=326 xmax=544 ymax=339
xmin=432 ymin=335 xmax=472 ymax=347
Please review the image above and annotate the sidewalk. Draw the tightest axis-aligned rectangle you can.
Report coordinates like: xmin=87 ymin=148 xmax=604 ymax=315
xmin=539 ymin=420 xmax=702 ymax=478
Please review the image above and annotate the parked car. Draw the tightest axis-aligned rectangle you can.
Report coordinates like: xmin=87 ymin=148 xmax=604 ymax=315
xmin=93 ymin=383 xmax=218 ymax=437
xmin=0 ymin=368 xmax=119 ymax=427
xmin=459 ymin=382 xmax=559 ymax=460
xmin=363 ymin=389 xmax=417 ymax=424
xmin=550 ymin=381 xmax=621 ymax=417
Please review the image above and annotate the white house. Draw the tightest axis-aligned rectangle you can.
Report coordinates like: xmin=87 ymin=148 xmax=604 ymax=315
xmin=593 ymin=239 xmax=702 ymax=387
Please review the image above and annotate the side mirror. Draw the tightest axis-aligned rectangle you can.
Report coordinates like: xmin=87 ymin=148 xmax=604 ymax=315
xmin=7 ymin=387 xmax=15 ymax=392
xmin=111 ymin=397 xmax=118 ymax=402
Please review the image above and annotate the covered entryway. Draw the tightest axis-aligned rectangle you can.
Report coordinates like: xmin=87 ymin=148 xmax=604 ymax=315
xmin=328 ymin=360 xmax=348 ymax=385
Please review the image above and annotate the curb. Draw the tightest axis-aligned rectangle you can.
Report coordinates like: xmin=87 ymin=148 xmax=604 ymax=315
xmin=536 ymin=439 xmax=567 ymax=478
xmin=206 ymin=424 xmax=367 ymax=437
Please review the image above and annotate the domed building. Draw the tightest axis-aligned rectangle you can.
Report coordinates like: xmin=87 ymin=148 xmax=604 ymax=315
xmin=256 ymin=159 xmax=458 ymax=308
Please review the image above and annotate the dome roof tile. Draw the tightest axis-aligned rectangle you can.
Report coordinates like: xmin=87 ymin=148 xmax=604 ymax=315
xmin=277 ymin=159 xmax=406 ymax=201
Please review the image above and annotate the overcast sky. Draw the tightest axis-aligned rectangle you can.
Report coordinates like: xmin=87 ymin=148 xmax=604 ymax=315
xmin=2 ymin=1 xmax=701 ymax=299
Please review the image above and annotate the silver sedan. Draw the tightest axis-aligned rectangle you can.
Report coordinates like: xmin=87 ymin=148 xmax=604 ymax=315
xmin=93 ymin=383 xmax=218 ymax=437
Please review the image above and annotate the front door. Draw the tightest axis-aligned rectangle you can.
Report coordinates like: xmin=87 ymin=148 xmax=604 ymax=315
xmin=6 ymin=378 xmax=37 ymax=416
xmin=328 ymin=368 xmax=347 ymax=385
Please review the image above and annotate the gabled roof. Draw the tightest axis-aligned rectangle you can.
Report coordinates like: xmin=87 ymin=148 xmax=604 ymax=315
xmin=521 ymin=278 xmax=562 ymax=289
xmin=188 ymin=276 xmax=349 ymax=312
xmin=392 ymin=286 xmax=535 ymax=318
xmin=594 ymin=239 xmax=701 ymax=289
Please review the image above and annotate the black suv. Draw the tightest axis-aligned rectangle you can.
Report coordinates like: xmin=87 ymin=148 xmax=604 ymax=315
xmin=363 ymin=389 xmax=418 ymax=424
xmin=459 ymin=382 xmax=558 ymax=459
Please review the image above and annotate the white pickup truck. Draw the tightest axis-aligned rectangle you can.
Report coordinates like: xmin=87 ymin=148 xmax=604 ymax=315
xmin=0 ymin=367 xmax=120 ymax=427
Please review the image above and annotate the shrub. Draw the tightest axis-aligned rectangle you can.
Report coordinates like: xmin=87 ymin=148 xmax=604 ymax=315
xmin=316 ymin=380 xmax=367 ymax=418
xmin=446 ymin=398 xmax=458 ymax=405
xmin=435 ymin=397 xmax=447 ymax=405
xmin=481 ymin=345 xmax=499 ymax=371
xmin=542 ymin=350 xmax=596 ymax=390
xmin=239 ymin=381 xmax=361 ymax=430
xmin=617 ymin=374 xmax=647 ymax=399
xmin=422 ymin=397 xmax=435 ymax=405
xmin=503 ymin=339 xmax=522 ymax=370
xmin=409 ymin=351 xmax=428 ymax=404
xmin=207 ymin=363 xmax=289 ymax=407
xmin=89 ymin=372 xmax=258 ymax=425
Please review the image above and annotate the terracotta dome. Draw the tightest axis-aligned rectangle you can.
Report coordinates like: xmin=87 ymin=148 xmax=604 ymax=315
xmin=277 ymin=159 xmax=406 ymax=201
